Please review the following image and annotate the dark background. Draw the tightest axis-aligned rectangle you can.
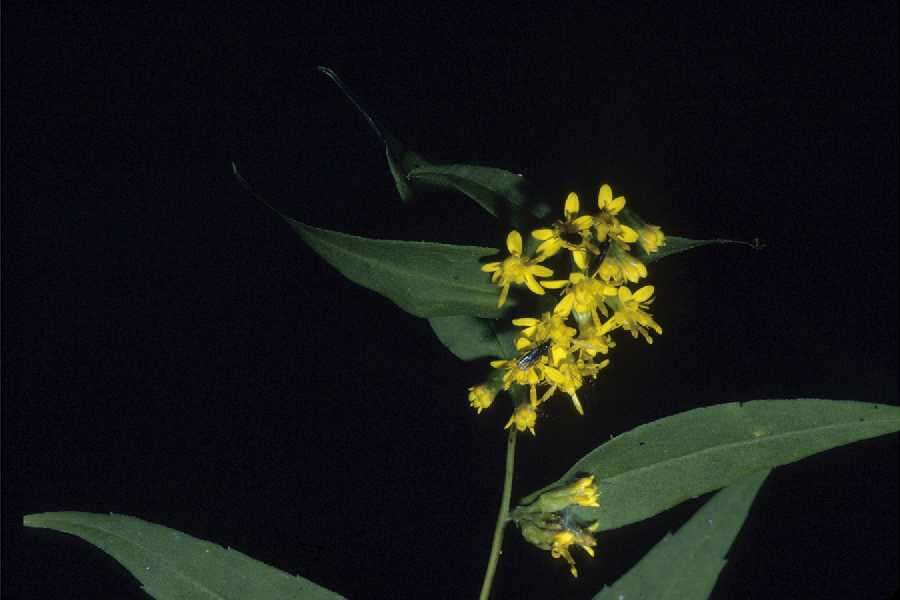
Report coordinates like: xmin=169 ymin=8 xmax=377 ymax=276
xmin=3 ymin=4 xmax=897 ymax=599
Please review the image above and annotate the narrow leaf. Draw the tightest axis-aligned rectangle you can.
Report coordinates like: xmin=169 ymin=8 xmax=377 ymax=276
xmin=286 ymin=219 xmax=503 ymax=318
xmin=428 ymin=315 xmax=518 ymax=360
xmin=642 ymin=235 xmax=761 ymax=264
xmin=24 ymin=512 xmax=345 ymax=600
xmin=317 ymin=68 xmax=544 ymax=227
xmin=233 ymin=163 xmax=504 ymax=318
xmin=520 ymin=399 xmax=900 ymax=531
xmin=317 ymin=66 xmax=427 ymax=203
xmin=595 ymin=470 xmax=769 ymax=600
xmin=408 ymin=164 xmax=551 ymax=228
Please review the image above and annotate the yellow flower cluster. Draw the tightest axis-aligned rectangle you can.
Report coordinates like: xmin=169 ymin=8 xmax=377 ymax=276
xmin=512 ymin=476 xmax=602 ymax=577
xmin=475 ymin=184 xmax=665 ymax=433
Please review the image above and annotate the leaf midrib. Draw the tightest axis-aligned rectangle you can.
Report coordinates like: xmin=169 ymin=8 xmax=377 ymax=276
xmin=588 ymin=416 xmax=900 ymax=485
xmin=305 ymin=226 xmax=499 ymax=298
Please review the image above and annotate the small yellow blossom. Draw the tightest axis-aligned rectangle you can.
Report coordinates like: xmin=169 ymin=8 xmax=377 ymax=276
xmin=547 ymin=273 xmax=617 ymax=328
xmin=637 ymin=224 xmax=666 ymax=254
xmin=595 ymin=243 xmax=648 ymax=284
xmin=594 ymin=184 xmax=639 ymax=245
xmin=604 ymin=285 xmax=663 ymax=344
xmin=467 ymin=385 xmax=497 ymax=414
xmin=505 ymin=402 xmax=538 ymax=435
xmin=531 ymin=192 xmax=594 ymax=263
xmin=551 ymin=526 xmax=598 ymax=577
xmin=481 ymin=230 xmax=554 ymax=307
xmin=544 ymin=359 xmax=608 ymax=414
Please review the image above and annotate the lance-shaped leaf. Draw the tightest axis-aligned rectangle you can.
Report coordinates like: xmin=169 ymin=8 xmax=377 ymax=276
xmin=317 ymin=67 xmax=545 ymax=228
xmin=642 ymin=235 xmax=762 ymax=264
xmin=594 ymin=470 xmax=769 ymax=600
xmin=428 ymin=315 xmax=518 ymax=360
xmin=24 ymin=512 xmax=345 ymax=600
xmin=232 ymin=163 xmax=504 ymax=318
xmin=519 ymin=399 xmax=900 ymax=531
xmin=288 ymin=219 xmax=503 ymax=318
xmin=408 ymin=164 xmax=551 ymax=228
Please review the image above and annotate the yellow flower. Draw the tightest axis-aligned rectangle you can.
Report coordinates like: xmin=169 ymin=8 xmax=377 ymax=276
xmin=604 ymin=285 xmax=663 ymax=344
xmin=638 ymin=224 xmax=666 ymax=254
xmin=531 ymin=192 xmax=595 ymax=265
xmin=511 ymin=313 xmax=576 ymax=365
xmin=571 ymin=323 xmax=614 ymax=359
xmin=594 ymin=184 xmax=639 ymax=245
xmin=467 ymin=384 xmax=497 ymax=414
xmin=505 ymin=402 xmax=538 ymax=435
xmin=481 ymin=230 xmax=554 ymax=307
xmin=547 ymin=273 xmax=617 ymax=329
xmin=551 ymin=526 xmax=598 ymax=578
xmin=544 ymin=359 xmax=609 ymax=415
xmin=595 ymin=243 xmax=648 ymax=284
xmin=569 ymin=476 xmax=601 ymax=507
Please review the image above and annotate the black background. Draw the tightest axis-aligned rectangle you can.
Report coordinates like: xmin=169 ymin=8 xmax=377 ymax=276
xmin=3 ymin=4 xmax=898 ymax=599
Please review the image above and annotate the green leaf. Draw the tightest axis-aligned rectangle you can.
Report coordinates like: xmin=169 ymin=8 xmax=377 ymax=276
xmin=232 ymin=164 xmax=505 ymax=319
xmin=643 ymin=235 xmax=761 ymax=264
xmin=286 ymin=219 xmax=503 ymax=318
xmin=594 ymin=470 xmax=769 ymax=600
xmin=428 ymin=315 xmax=518 ymax=360
xmin=408 ymin=164 xmax=551 ymax=228
xmin=24 ymin=512 xmax=345 ymax=600
xmin=317 ymin=66 xmax=427 ymax=203
xmin=520 ymin=399 xmax=900 ymax=531
xmin=317 ymin=67 xmax=545 ymax=227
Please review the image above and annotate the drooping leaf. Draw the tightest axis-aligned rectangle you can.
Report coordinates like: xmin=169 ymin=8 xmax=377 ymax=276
xmin=24 ymin=512 xmax=345 ymax=600
xmin=519 ymin=400 xmax=900 ymax=531
xmin=428 ymin=315 xmax=518 ymax=360
xmin=232 ymin=163 xmax=504 ymax=318
xmin=408 ymin=164 xmax=550 ymax=228
xmin=642 ymin=235 xmax=762 ymax=264
xmin=317 ymin=67 xmax=544 ymax=228
xmin=594 ymin=470 xmax=769 ymax=600
xmin=317 ymin=66 xmax=427 ymax=203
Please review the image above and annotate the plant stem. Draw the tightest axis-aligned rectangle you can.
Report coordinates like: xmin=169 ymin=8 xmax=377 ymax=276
xmin=479 ymin=428 xmax=517 ymax=600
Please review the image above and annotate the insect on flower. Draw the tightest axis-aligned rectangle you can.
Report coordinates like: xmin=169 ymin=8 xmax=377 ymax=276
xmin=516 ymin=339 xmax=553 ymax=371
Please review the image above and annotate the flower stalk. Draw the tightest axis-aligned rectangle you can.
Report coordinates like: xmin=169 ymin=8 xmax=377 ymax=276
xmin=478 ymin=427 xmax=517 ymax=600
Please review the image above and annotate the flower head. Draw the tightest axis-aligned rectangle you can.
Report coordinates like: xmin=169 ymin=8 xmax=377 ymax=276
xmin=505 ymin=402 xmax=538 ymax=435
xmin=532 ymin=192 xmax=595 ymax=265
xmin=481 ymin=230 xmax=554 ymax=307
xmin=604 ymin=285 xmax=663 ymax=344
xmin=467 ymin=384 xmax=497 ymax=414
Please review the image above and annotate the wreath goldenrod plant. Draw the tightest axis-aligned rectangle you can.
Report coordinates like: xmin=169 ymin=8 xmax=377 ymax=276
xmin=25 ymin=68 xmax=900 ymax=600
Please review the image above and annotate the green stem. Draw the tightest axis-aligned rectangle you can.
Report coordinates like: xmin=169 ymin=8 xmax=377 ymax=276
xmin=479 ymin=428 xmax=517 ymax=600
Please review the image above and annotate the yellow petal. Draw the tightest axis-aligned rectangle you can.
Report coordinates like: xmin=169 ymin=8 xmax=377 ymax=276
xmin=530 ymin=264 xmax=554 ymax=277
xmin=618 ymin=225 xmax=639 ymax=243
xmin=506 ymin=230 xmax=523 ymax=255
xmin=564 ymin=192 xmax=580 ymax=217
xmin=573 ymin=249 xmax=589 ymax=270
xmin=536 ymin=239 xmax=561 ymax=259
xmin=572 ymin=215 xmax=594 ymax=230
xmin=524 ymin=274 xmax=546 ymax=295
xmin=481 ymin=262 xmax=501 ymax=272
xmin=618 ymin=286 xmax=632 ymax=302
xmin=570 ymin=393 xmax=584 ymax=415
xmin=633 ymin=285 xmax=654 ymax=303
xmin=515 ymin=336 xmax=531 ymax=350
xmin=532 ymin=228 xmax=554 ymax=240
xmin=490 ymin=359 xmax=507 ymax=368
xmin=608 ymin=195 xmax=626 ymax=214
xmin=541 ymin=279 xmax=569 ymax=289
xmin=498 ymin=284 xmax=510 ymax=307
xmin=597 ymin=184 xmax=612 ymax=209
xmin=512 ymin=317 xmax=540 ymax=326
xmin=554 ymin=293 xmax=575 ymax=316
